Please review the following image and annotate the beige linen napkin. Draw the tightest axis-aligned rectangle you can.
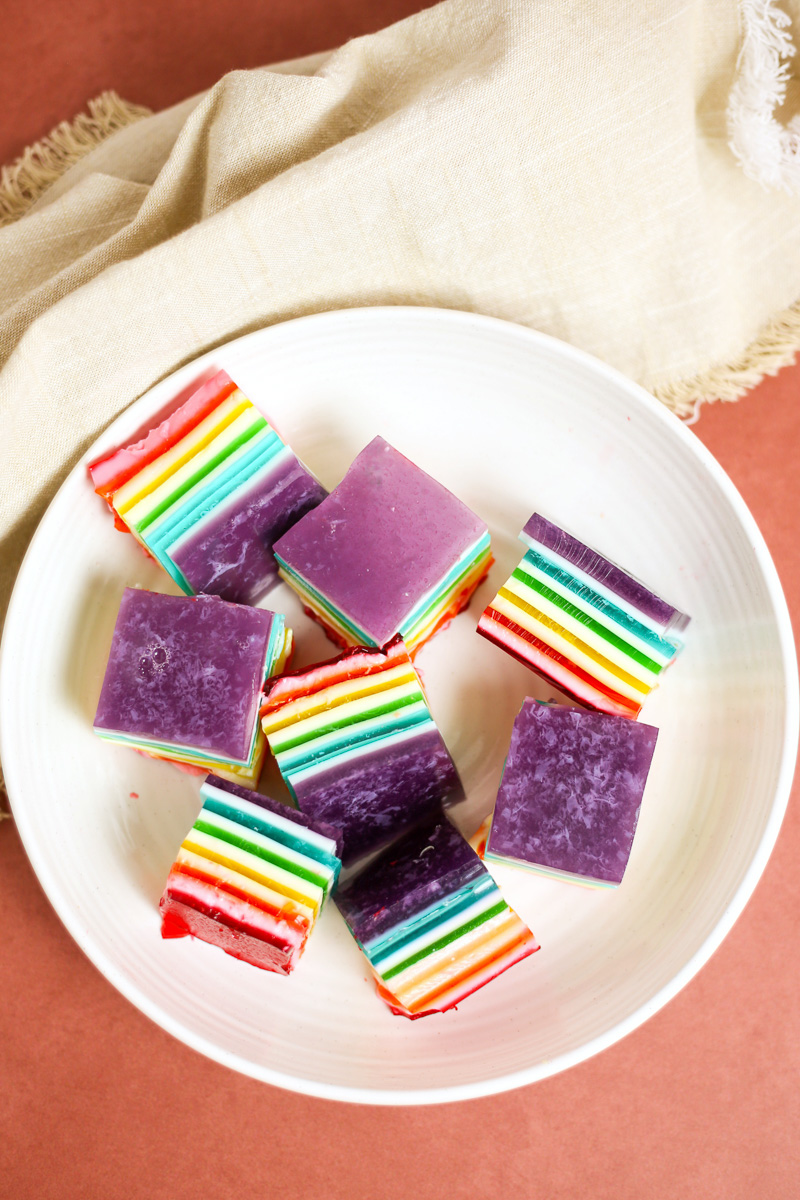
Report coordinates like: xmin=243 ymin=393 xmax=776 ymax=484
xmin=1 ymin=0 xmax=800 ymax=629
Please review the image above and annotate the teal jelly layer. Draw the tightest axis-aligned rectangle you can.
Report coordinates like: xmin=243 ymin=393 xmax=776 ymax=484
xmin=400 ymin=530 xmax=492 ymax=643
xmin=519 ymin=540 xmax=685 ymax=655
xmin=143 ymin=430 xmax=291 ymax=593
xmin=200 ymin=784 xmax=341 ymax=886
xmin=285 ymin=722 xmax=435 ymax=789
xmin=94 ymin=728 xmax=255 ymax=769
xmin=274 ymin=556 xmax=374 ymax=645
xmin=518 ymin=547 xmax=681 ymax=660
xmin=275 ymin=700 xmax=433 ymax=776
xmin=192 ymin=814 xmax=331 ymax=893
xmin=362 ymin=874 xmax=507 ymax=980
xmin=362 ymin=870 xmax=495 ymax=962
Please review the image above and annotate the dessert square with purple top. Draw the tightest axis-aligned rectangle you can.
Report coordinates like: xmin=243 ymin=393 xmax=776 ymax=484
xmin=485 ymin=699 xmax=659 ymax=887
xmin=273 ymin=436 xmax=493 ymax=654
xmin=478 ymin=513 xmax=690 ymax=718
xmin=160 ymin=775 xmax=342 ymax=974
xmin=259 ymin=638 xmax=463 ymax=864
xmin=94 ymin=588 xmax=291 ymax=783
xmin=336 ymin=817 xmax=538 ymax=1018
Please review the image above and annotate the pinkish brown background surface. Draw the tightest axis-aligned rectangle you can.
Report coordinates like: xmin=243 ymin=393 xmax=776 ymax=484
xmin=1 ymin=4 xmax=798 ymax=1197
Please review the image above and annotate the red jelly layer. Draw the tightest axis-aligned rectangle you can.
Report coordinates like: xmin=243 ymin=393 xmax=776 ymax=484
xmin=88 ymin=370 xmax=238 ymax=502
xmin=261 ymin=636 xmax=412 ymax=714
xmin=160 ymin=885 xmax=303 ymax=975
xmin=478 ymin=607 xmax=641 ymax=718
xmin=169 ymin=861 xmax=311 ymax=939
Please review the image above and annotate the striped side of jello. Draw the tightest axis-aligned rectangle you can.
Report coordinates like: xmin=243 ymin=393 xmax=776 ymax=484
xmin=160 ymin=775 xmax=342 ymax=974
xmin=336 ymin=819 xmax=538 ymax=1018
xmin=478 ymin=514 xmax=689 ymax=718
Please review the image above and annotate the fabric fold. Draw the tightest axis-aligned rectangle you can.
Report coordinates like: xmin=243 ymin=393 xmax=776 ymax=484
xmin=2 ymin=0 xmax=800 ymax=625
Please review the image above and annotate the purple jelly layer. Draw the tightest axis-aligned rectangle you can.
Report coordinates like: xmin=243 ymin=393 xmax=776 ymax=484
xmin=336 ymin=818 xmax=484 ymax=945
xmin=273 ymin=436 xmax=487 ymax=646
xmin=291 ymin=727 xmax=464 ymax=865
xmin=94 ymin=589 xmax=276 ymax=761
xmin=171 ymin=458 xmax=327 ymax=606
xmin=522 ymin=514 xmax=690 ymax=633
xmin=205 ymin=775 xmax=344 ymax=856
xmin=488 ymin=700 xmax=658 ymax=885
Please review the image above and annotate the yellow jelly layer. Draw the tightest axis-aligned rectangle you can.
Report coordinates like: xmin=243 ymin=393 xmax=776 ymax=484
xmin=183 ymin=827 xmax=324 ymax=916
xmin=261 ymin=662 xmax=418 ymax=735
xmin=389 ymin=909 xmax=531 ymax=1012
xmin=490 ymin=590 xmax=649 ymax=703
xmin=113 ymin=391 xmax=250 ymax=514
xmin=174 ymin=846 xmax=316 ymax=925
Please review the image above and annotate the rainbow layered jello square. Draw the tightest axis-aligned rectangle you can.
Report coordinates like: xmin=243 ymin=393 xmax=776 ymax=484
xmin=485 ymin=700 xmax=659 ymax=887
xmin=94 ymin=589 xmax=291 ymax=783
xmin=477 ymin=514 xmax=690 ymax=718
xmin=273 ymin=436 xmax=493 ymax=655
xmin=260 ymin=638 xmax=463 ymax=863
xmin=89 ymin=370 xmax=327 ymax=606
xmin=160 ymin=775 xmax=342 ymax=974
xmin=336 ymin=818 xmax=538 ymax=1018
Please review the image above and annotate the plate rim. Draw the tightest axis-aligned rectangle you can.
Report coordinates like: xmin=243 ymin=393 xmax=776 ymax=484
xmin=2 ymin=305 xmax=798 ymax=1105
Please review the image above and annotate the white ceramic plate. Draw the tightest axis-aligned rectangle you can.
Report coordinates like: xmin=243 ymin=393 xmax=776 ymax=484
xmin=2 ymin=308 xmax=797 ymax=1104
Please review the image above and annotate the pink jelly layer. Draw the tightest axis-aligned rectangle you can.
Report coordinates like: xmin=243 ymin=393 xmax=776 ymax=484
xmin=160 ymin=868 xmax=308 ymax=975
xmin=477 ymin=607 xmax=641 ymax=719
xmin=168 ymin=861 xmax=312 ymax=933
xmin=375 ymin=933 xmax=539 ymax=1019
xmin=88 ymin=369 xmax=238 ymax=517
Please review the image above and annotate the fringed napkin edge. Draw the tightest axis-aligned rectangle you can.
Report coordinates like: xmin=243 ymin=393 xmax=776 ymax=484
xmin=0 ymin=88 xmax=797 ymax=422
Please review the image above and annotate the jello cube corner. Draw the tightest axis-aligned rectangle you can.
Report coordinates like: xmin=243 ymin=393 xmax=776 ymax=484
xmin=477 ymin=512 xmax=689 ymax=718
xmin=273 ymin=435 xmax=493 ymax=654
xmin=485 ymin=699 xmax=659 ymax=887
xmin=94 ymin=588 xmax=290 ymax=783
xmin=160 ymin=775 xmax=342 ymax=974
xmin=336 ymin=817 xmax=538 ymax=1018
